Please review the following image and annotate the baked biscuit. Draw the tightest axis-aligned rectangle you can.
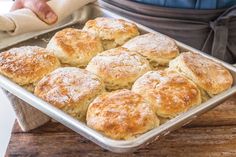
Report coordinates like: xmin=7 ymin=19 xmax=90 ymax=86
xmin=169 ymin=52 xmax=233 ymax=98
xmin=83 ymin=17 xmax=139 ymax=50
xmin=86 ymin=89 xmax=159 ymax=140
xmin=47 ymin=28 xmax=103 ymax=67
xmin=123 ymin=33 xmax=179 ymax=67
xmin=86 ymin=47 xmax=151 ymax=91
xmin=0 ymin=46 xmax=60 ymax=92
xmin=132 ymin=70 xmax=201 ymax=118
xmin=34 ymin=67 xmax=105 ymax=120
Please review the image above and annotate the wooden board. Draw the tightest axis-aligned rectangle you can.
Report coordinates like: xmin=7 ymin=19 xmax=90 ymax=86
xmin=6 ymin=95 xmax=236 ymax=157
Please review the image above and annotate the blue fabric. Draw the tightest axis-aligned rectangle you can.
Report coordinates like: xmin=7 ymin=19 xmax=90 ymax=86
xmin=134 ymin=0 xmax=236 ymax=9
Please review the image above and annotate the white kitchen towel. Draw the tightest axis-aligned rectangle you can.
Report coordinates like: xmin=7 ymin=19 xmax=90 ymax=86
xmin=3 ymin=90 xmax=50 ymax=132
xmin=0 ymin=0 xmax=95 ymax=35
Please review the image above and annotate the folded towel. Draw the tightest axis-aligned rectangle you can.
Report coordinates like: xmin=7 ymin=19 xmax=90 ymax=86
xmin=0 ymin=0 xmax=95 ymax=35
xmin=3 ymin=90 xmax=50 ymax=132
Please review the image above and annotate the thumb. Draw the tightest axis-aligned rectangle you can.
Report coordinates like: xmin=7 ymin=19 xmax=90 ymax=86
xmin=25 ymin=0 xmax=58 ymax=25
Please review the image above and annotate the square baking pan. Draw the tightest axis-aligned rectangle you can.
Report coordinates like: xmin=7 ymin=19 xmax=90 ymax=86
xmin=0 ymin=3 xmax=236 ymax=153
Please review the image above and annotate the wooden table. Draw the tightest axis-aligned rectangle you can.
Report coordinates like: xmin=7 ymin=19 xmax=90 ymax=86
xmin=5 ymin=95 xmax=236 ymax=157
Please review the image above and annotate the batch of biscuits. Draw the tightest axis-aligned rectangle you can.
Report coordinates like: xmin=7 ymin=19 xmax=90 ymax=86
xmin=0 ymin=17 xmax=233 ymax=140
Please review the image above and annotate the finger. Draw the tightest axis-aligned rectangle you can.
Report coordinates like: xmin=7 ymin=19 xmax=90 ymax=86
xmin=10 ymin=0 xmax=24 ymax=11
xmin=25 ymin=0 xmax=58 ymax=24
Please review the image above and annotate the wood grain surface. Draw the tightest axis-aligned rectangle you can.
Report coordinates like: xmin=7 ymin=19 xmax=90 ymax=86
xmin=6 ymin=95 xmax=236 ymax=157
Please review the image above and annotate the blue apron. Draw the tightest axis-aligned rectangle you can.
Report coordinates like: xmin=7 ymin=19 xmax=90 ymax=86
xmin=134 ymin=0 xmax=236 ymax=9
xmin=99 ymin=0 xmax=236 ymax=63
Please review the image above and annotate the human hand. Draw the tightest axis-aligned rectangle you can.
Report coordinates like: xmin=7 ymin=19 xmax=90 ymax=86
xmin=11 ymin=0 xmax=58 ymax=24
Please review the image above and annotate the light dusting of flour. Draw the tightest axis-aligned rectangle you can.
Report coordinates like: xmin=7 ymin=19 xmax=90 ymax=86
xmin=38 ymin=67 xmax=103 ymax=105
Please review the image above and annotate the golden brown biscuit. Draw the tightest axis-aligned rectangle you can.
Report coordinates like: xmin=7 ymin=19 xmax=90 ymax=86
xmin=123 ymin=33 xmax=179 ymax=67
xmin=0 ymin=46 xmax=60 ymax=91
xmin=86 ymin=89 xmax=159 ymax=140
xmin=132 ymin=70 xmax=201 ymax=118
xmin=34 ymin=67 xmax=105 ymax=120
xmin=86 ymin=47 xmax=151 ymax=91
xmin=169 ymin=52 xmax=233 ymax=97
xmin=83 ymin=17 xmax=139 ymax=50
xmin=47 ymin=28 xmax=103 ymax=67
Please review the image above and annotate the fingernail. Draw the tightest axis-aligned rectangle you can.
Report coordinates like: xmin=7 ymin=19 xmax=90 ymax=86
xmin=46 ymin=12 xmax=57 ymax=24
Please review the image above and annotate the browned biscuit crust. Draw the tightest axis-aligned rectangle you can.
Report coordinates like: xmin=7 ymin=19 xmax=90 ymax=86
xmin=86 ymin=89 xmax=159 ymax=140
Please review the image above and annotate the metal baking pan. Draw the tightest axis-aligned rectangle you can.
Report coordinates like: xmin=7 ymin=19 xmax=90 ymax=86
xmin=0 ymin=3 xmax=236 ymax=153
